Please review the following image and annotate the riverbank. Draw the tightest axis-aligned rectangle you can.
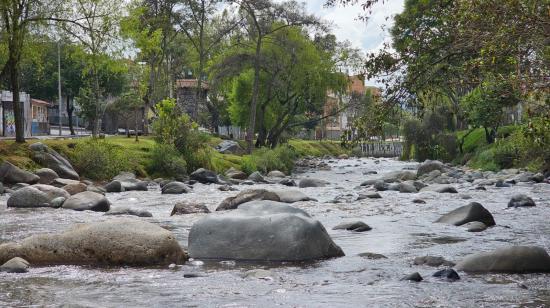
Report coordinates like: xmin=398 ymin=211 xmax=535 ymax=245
xmin=455 ymin=126 xmax=548 ymax=173
xmin=0 ymin=136 xmax=347 ymax=181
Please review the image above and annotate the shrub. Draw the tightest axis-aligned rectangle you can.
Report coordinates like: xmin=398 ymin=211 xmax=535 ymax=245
xmin=72 ymin=139 xmax=133 ymax=180
xmin=152 ymin=98 xmax=211 ymax=173
xmin=241 ymin=146 xmax=297 ymax=175
xmin=147 ymin=144 xmax=187 ymax=178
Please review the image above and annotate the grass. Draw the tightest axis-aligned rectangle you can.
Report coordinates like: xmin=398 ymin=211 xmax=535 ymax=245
xmin=1 ymin=136 xmax=347 ymax=180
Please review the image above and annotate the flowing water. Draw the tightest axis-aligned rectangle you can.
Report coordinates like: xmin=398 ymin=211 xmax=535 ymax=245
xmin=1 ymin=158 xmax=550 ymax=307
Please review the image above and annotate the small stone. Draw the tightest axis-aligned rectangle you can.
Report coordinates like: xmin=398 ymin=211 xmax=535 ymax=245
xmin=401 ymin=272 xmax=422 ymax=282
xmin=412 ymin=199 xmax=426 ymax=204
xmin=358 ymin=252 xmax=387 ymax=260
xmin=508 ymin=194 xmax=536 ymax=207
xmin=333 ymin=221 xmax=372 ymax=232
xmin=0 ymin=257 xmax=30 ymax=273
xmin=433 ymin=268 xmax=460 ymax=281
xmin=463 ymin=221 xmax=488 ymax=232
xmin=414 ymin=256 xmax=455 ymax=267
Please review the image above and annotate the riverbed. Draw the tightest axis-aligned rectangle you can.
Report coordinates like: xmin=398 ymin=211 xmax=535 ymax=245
xmin=1 ymin=157 xmax=549 ymax=307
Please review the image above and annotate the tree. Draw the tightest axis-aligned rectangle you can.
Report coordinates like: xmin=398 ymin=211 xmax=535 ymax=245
xmin=215 ymin=25 xmax=346 ymax=148
xmin=176 ymin=0 xmax=240 ymax=131
xmin=61 ymin=0 xmax=123 ymax=137
xmin=0 ymin=0 xmax=65 ymax=142
xmin=461 ymin=78 xmax=521 ymax=144
xmin=231 ymin=0 xmax=318 ymax=152
xmin=20 ymin=37 xmax=86 ymax=135
xmin=121 ymin=0 xmax=179 ymax=134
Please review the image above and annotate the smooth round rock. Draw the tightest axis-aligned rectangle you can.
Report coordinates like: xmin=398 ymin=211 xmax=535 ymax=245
xmin=189 ymin=200 xmax=344 ymax=261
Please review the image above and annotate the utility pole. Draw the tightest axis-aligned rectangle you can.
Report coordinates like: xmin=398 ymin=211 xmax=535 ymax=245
xmin=58 ymin=40 xmax=62 ymax=136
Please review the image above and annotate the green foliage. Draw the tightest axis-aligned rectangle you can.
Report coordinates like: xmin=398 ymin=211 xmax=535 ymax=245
xmin=147 ymin=144 xmax=187 ymax=178
xmin=152 ymin=98 xmax=210 ymax=173
xmin=71 ymin=139 xmax=134 ymax=180
xmin=461 ymin=78 xmax=520 ymax=143
xmin=241 ymin=146 xmax=297 ymax=175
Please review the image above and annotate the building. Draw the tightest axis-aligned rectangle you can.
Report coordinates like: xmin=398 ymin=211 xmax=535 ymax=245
xmin=0 ymin=90 xmax=32 ymax=137
xmin=175 ymin=79 xmax=209 ymax=122
xmin=316 ymin=75 xmax=377 ymax=140
xmin=30 ymin=99 xmax=51 ymax=136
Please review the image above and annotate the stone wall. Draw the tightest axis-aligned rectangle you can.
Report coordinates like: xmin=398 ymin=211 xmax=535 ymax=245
xmin=361 ymin=142 xmax=403 ymax=158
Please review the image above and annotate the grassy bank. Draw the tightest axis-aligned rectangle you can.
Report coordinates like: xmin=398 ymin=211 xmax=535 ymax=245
xmin=0 ymin=136 xmax=346 ymax=181
xmin=455 ymin=125 xmax=547 ymax=172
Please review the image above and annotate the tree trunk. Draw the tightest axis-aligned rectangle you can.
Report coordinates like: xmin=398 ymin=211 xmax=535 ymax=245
xmin=67 ymin=96 xmax=75 ymax=135
xmin=255 ymin=104 xmax=267 ymax=147
xmin=246 ymin=36 xmax=263 ymax=153
xmin=10 ymin=62 xmax=25 ymax=143
xmin=135 ymin=107 xmax=139 ymax=142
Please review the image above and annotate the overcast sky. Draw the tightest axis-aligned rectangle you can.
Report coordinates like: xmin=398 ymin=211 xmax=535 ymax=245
xmin=300 ymin=0 xmax=405 ymax=85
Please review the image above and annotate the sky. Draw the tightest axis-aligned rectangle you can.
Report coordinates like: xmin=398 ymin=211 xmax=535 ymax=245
xmin=299 ymin=0 xmax=405 ymax=85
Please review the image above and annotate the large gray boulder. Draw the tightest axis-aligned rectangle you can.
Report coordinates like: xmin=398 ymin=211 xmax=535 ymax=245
xmin=35 ymin=168 xmax=59 ymax=185
xmin=7 ymin=184 xmax=70 ymax=208
xmin=299 ymin=178 xmax=328 ymax=188
xmin=0 ymin=219 xmax=187 ymax=266
xmin=215 ymin=140 xmax=244 ymax=155
xmin=248 ymin=171 xmax=266 ymax=183
xmin=0 ymin=162 xmax=39 ymax=184
xmin=189 ymin=201 xmax=344 ymax=261
xmin=216 ymin=189 xmax=280 ymax=211
xmin=190 ymin=168 xmax=219 ymax=184
xmin=435 ymin=202 xmax=496 ymax=227
xmin=29 ymin=142 xmax=79 ymax=180
xmin=456 ymin=246 xmax=550 ymax=273
xmin=62 ymin=191 xmax=110 ymax=212
xmin=417 ymin=160 xmax=446 ymax=176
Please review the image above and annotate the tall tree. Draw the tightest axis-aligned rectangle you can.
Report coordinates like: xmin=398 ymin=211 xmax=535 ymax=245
xmin=61 ymin=0 xmax=123 ymax=137
xmin=232 ymin=0 xmax=318 ymax=152
xmin=0 ymin=0 xmax=65 ymax=142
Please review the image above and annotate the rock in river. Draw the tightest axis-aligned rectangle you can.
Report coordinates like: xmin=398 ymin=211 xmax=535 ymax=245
xmin=456 ymin=246 xmax=550 ymax=273
xmin=189 ymin=200 xmax=344 ymax=261
xmin=0 ymin=219 xmax=187 ymax=266
xmin=171 ymin=202 xmax=210 ymax=215
xmin=62 ymin=191 xmax=110 ymax=212
xmin=29 ymin=142 xmax=79 ymax=180
xmin=401 ymin=272 xmax=423 ymax=282
xmin=0 ymin=257 xmax=30 ymax=273
xmin=161 ymin=181 xmax=192 ymax=194
xmin=0 ymin=162 xmax=39 ymax=184
xmin=7 ymin=185 xmax=69 ymax=208
xmin=105 ymin=207 xmax=153 ymax=217
xmin=507 ymin=194 xmax=536 ymax=207
xmin=34 ymin=168 xmax=59 ymax=185
xmin=417 ymin=160 xmax=446 ymax=176
xmin=299 ymin=178 xmax=328 ymax=188
xmin=190 ymin=168 xmax=219 ymax=184
xmin=333 ymin=221 xmax=372 ymax=232
xmin=433 ymin=268 xmax=460 ymax=281
xmin=435 ymin=202 xmax=496 ymax=227
xmin=216 ymin=189 xmax=280 ymax=211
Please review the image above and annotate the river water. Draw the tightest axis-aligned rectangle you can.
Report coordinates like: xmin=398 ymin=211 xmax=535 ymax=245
xmin=1 ymin=158 xmax=549 ymax=307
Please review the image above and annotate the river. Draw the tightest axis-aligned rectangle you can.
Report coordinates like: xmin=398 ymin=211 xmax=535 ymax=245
xmin=1 ymin=157 xmax=549 ymax=307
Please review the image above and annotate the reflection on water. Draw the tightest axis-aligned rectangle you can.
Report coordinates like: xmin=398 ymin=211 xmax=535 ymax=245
xmin=1 ymin=157 xmax=549 ymax=307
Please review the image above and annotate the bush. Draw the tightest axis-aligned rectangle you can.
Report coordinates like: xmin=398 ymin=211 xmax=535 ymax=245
xmin=72 ymin=139 xmax=133 ymax=180
xmin=434 ymin=134 xmax=458 ymax=162
xmin=241 ymin=146 xmax=297 ymax=175
xmin=152 ymin=98 xmax=211 ymax=173
xmin=147 ymin=144 xmax=187 ymax=178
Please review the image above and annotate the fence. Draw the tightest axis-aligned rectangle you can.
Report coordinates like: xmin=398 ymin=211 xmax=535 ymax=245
xmin=361 ymin=142 xmax=403 ymax=158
